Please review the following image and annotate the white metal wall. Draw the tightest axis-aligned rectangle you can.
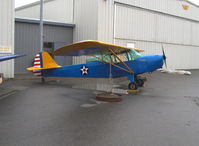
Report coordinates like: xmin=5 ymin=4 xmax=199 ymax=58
xmin=114 ymin=3 xmax=199 ymax=46
xmin=115 ymin=39 xmax=199 ymax=69
xmin=114 ymin=2 xmax=199 ymax=69
xmin=15 ymin=0 xmax=73 ymax=23
xmin=73 ymin=0 xmax=98 ymax=65
xmin=115 ymin=0 xmax=199 ymax=20
xmin=98 ymin=0 xmax=199 ymax=42
xmin=0 ymin=0 xmax=14 ymax=78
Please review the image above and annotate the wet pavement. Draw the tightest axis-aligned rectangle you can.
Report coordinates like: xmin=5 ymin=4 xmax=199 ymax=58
xmin=0 ymin=71 xmax=199 ymax=146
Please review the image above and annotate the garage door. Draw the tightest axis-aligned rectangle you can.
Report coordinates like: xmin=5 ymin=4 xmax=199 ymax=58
xmin=113 ymin=3 xmax=199 ymax=69
xmin=15 ymin=19 xmax=74 ymax=73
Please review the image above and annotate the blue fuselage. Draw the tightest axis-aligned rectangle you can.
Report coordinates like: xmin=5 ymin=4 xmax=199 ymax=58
xmin=42 ymin=55 xmax=164 ymax=78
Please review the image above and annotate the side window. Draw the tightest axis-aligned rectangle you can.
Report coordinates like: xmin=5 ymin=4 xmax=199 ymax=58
xmin=116 ymin=53 xmax=128 ymax=62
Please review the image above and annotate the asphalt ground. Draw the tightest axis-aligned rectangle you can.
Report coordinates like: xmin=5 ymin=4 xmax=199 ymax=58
xmin=0 ymin=71 xmax=199 ymax=146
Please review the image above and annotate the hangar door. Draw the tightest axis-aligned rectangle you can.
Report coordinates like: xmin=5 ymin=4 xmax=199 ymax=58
xmin=15 ymin=19 xmax=74 ymax=73
xmin=114 ymin=3 xmax=199 ymax=69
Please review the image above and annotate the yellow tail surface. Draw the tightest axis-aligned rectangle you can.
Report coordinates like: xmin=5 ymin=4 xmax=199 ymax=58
xmin=27 ymin=52 xmax=61 ymax=71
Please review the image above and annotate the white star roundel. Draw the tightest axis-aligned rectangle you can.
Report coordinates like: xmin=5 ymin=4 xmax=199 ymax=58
xmin=80 ymin=65 xmax=89 ymax=75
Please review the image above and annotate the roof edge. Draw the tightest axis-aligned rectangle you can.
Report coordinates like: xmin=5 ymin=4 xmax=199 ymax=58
xmin=15 ymin=18 xmax=75 ymax=28
xmin=180 ymin=0 xmax=199 ymax=8
xmin=186 ymin=0 xmax=199 ymax=8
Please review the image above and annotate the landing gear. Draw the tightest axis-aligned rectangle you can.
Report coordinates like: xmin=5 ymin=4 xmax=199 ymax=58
xmin=127 ymin=75 xmax=146 ymax=90
xmin=136 ymin=78 xmax=144 ymax=87
xmin=128 ymin=82 xmax=138 ymax=90
xmin=135 ymin=76 xmax=146 ymax=87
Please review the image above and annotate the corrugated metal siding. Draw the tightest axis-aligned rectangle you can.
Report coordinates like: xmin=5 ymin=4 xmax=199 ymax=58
xmin=15 ymin=0 xmax=73 ymax=23
xmin=97 ymin=0 xmax=115 ymax=43
xmin=114 ymin=3 xmax=199 ymax=69
xmin=98 ymin=0 xmax=199 ymax=43
xmin=0 ymin=0 xmax=14 ymax=78
xmin=73 ymin=0 xmax=98 ymax=64
xmin=115 ymin=3 xmax=199 ymax=46
xmin=115 ymin=0 xmax=199 ymax=21
xmin=115 ymin=39 xmax=199 ymax=69
xmin=15 ymin=21 xmax=73 ymax=73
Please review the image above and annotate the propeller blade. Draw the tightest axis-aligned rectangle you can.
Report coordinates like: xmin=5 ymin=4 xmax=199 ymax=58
xmin=161 ymin=44 xmax=167 ymax=68
xmin=164 ymin=58 xmax=167 ymax=68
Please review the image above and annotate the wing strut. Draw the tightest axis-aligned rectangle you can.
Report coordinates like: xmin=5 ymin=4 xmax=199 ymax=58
xmin=108 ymin=48 xmax=134 ymax=75
xmin=89 ymin=55 xmax=132 ymax=73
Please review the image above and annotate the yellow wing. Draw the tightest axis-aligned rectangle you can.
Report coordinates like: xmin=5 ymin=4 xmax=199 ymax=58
xmin=54 ymin=40 xmax=144 ymax=56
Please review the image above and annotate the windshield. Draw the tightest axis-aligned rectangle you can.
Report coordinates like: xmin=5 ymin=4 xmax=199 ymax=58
xmin=86 ymin=49 xmax=142 ymax=63
xmin=127 ymin=49 xmax=141 ymax=61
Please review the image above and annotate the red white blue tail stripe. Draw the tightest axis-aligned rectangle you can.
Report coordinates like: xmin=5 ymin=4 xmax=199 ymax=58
xmin=33 ymin=53 xmax=42 ymax=76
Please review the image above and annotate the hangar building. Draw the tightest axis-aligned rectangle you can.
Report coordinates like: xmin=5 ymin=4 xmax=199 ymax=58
xmin=0 ymin=0 xmax=14 ymax=78
xmin=1 ymin=0 xmax=199 ymax=80
xmin=16 ymin=0 xmax=199 ymax=70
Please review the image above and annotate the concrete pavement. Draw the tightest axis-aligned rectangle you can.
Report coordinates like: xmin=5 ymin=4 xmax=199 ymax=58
xmin=0 ymin=71 xmax=199 ymax=146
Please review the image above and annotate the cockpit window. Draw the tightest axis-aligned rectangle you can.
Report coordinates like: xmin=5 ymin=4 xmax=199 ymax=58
xmin=86 ymin=49 xmax=141 ymax=63
xmin=127 ymin=49 xmax=141 ymax=61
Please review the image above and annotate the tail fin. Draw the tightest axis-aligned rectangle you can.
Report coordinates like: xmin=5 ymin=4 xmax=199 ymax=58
xmin=32 ymin=53 xmax=42 ymax=76
xmin=27 ymin=52 xmax=61 ymax=73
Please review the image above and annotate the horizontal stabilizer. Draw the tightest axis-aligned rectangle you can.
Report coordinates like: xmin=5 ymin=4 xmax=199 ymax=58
xmin=27 ymin=66 xmax=58 ymax=71
xmin=27 ymin=51 xmax=61 ymax=71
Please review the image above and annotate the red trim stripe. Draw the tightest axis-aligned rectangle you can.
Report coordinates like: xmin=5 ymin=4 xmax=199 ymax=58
xmin=32 ymin=54 xmax=42 ymax=76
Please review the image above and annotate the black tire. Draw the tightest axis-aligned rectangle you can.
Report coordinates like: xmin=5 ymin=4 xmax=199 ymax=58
xmin=41 ymin=77 xmax=45 ymax=83
xmin=136 ymin=79 xmax=144 ymax=87
xmin=128 ymin=82 xmax=138 ymax=90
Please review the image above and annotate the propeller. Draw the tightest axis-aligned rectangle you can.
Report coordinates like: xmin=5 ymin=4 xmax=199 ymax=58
xmin=161 ymin=44 xmax=167 ymax=68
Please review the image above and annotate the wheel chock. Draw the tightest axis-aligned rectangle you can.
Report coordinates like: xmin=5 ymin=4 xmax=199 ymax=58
xmin=127 ymin=89 xmax=140 ymax=93
xmin=0 ymin=73 xmax=3 ymax=84
xmin=96 ymin=93 xmax=122 ymax=102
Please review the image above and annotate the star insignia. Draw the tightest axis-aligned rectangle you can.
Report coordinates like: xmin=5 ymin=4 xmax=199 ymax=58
xmin=80 ymin=65 xmax=89 ymax=75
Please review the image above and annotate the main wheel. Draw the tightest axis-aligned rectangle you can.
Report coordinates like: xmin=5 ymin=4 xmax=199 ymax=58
xmin=128 ymin=82 xmax=138 ymax=90
xmin=136 ymin=79 xmax=144 ymax=87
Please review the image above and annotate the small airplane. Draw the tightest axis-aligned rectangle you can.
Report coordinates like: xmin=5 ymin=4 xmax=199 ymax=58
xmin=0 ymin=54 xmax=26 ymax=62
xmin=27 ymin=40 xmax=166 ymax=90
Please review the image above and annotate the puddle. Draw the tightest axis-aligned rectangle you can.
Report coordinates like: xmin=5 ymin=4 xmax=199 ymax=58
xmin=80 ymin=98 xmax=108 ymax=108
xmin=80 ymin=104 xmax=97 ymax=108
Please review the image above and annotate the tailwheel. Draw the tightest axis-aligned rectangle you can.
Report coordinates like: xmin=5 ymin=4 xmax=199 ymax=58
xmin=41 ymin=77 xmax=45 ymax=83
xmin=128 ymin=82 xmax=138 ymax=90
